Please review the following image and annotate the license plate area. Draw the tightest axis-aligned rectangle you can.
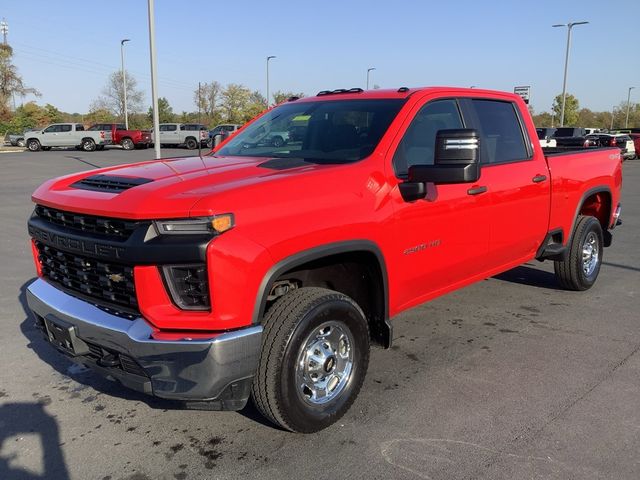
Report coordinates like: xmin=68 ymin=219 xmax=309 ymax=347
xmin=43 ymin=315 xmax=89 ymax=356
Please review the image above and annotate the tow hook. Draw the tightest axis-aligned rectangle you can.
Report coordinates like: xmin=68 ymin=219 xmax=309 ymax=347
xmin=98 ymin=353 xmax=120 ymax=368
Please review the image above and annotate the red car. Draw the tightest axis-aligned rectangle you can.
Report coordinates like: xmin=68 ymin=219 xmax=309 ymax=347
xmin=27 ymin=87 xmax=622 ymax=432
xmin=630 ymin=133 xmax=640 ymax=159
xmin=88 ymin=123 xmax=151 ymax=150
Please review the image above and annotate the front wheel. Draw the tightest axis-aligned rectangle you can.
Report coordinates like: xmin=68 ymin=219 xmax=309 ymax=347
xmin=121 ymin=138 xmax=135 ymax=150
xmin=554 ymin=215 xmax=604 ymax=291
xmin=82 ymin=138 xmax=96 ymax=152
xmin=251 ymin=287 xmax=370 ymax=433
xmin=27 ymin=139 xmax=41 ymax=151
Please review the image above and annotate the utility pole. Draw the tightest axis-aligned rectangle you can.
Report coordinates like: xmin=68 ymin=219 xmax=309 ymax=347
xmin=0 ymin=19 xmax=8 ymax=45
xmin=552 ymin=21 xmax=588 ymax=126
xmin=625 ymin=87 xmax=635 ymax=128
xmin=120 ymin=39 xmax=131 ymax=130
xmin=147 ymin=0 xmax=161 ymax=159
xmin=266 ymin=56 xmax=276 ymax=107
xmin=366 ymin=67 xmax=376 ymax=90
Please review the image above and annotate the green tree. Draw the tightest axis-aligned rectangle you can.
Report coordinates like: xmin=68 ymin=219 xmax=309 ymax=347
xmin=85 ymin=107 xmax=115 ymax=125
xmin=220 ymin=84 xmax=251 ymax=123
xmin=552 ymin=93 xmax=579 ymax=126
xmin=148 ymin=97 xmax=175 ymax=123
xmin=0 ymin=44 xmax=40 ymax=121
xmin=272 ymin=90 xmax=305 ymax=105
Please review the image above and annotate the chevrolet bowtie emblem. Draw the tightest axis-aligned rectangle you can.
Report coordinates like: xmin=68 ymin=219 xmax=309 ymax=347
xmin=107 ymin=273 xmax=124 ymax=283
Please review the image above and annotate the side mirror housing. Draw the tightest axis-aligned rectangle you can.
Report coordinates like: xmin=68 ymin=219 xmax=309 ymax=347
xmin=408 ymin=129 xmax=480 ymax=184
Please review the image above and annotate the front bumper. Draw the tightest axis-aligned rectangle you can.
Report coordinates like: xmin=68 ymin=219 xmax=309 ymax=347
xmin=26 ymin=278 xmax=262 ymax=410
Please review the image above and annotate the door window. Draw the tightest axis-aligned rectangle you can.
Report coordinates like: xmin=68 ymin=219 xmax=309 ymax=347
xmin=60 ymin=125 xmax=72 ymax=132
xmin=392 ymin=99 xmax=463 ymax=178
xmin=470 ymin=100 xmax=529 ymax=164
xmin=44 ymin=125 xmax=60 ymax=133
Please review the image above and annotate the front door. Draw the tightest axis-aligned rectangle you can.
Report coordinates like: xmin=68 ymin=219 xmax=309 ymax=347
xmin=387 ymin=97 xmax=491 ymax=310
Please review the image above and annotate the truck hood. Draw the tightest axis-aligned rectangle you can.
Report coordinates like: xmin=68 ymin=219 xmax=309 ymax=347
xmin=32 ymin=155 xmax=338 ymax=219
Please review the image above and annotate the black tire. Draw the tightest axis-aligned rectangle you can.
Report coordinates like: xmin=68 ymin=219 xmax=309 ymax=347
xmin=251 ymin=287 xmax=370 ymax=433
xmin=272 ymin=135 xmax=284 ymax=147
xmin=27 ymin=139 xmax=41 ymax=152
xmin=121 ymin=138 xmax=135 ymax=150
xmin=185 ymin=137 xmax=198 ymax=150
xmin=82 ymin=138 xmax=96 ymax=152
xmin=554 ymin=215 xmax=604 ymax=291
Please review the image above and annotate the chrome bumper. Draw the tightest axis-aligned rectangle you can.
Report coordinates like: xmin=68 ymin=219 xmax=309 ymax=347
xmin=26 ymin=278 xmax=262 ymax=408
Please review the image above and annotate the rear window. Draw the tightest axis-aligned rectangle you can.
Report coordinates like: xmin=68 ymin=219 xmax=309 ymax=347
xmin=470 ymin=100 xmax=529 ymax=164
xmin=553 ymin=128 xmax=579 ymax=137
xmin=60 ymin=125 xmax=72 ymax=132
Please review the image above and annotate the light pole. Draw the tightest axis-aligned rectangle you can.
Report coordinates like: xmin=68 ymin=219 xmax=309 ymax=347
xmin=610 ymin=107 xmax=616 ymax=130
xmin=552 ymin=21 xmax=588 ymax=126
xmin=147 ymin=0 xmax=160 ymax=159
xmin=625 ymin=86 xmax=635 ymax=128
xmin=266 ymin=56 xmax=276 ymax=107
xmin=366 ymin=67 xmax=376 ymax=90
xmin=120 ymin=39 xmax=131 ymax=130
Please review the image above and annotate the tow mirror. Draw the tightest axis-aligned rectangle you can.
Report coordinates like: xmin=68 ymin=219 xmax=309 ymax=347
xmin=399 ymin=129 xmax=481 ymax=201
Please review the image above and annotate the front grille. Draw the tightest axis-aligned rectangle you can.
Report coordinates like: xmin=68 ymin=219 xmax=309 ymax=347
xmin=71 ymin=174 xmax=153 ymax=193
xmin=36 ymin=241 xmax=138 ymax=314
xmin=34 ymin=205 xmax=143 ymax=239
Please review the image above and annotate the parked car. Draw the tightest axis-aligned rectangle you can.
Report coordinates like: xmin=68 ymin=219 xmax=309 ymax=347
xmin=88 ymin=124 xmax=151 ymax=150
xmin=586 ymin=133 xmax=636 ymax=160
xmin=26 ymin=86 xmax=623 ymax=433
xmin=552 ymin=127 xmax=592 ymax=148
xmin=536 ymin=127 xmax=557 ymax=148
xmin=24 ymin=123 xmax=112 ymax=152
xmin=4 ymin=128 xmax=39 ymax=147
xmin=154 ymin=123 xmax=208 ymax=149
xmin=630 ymin=134 xmax=640 ymax=158
xmin=208 ymin=124 xmax=242 ymax=148
xmin=240 ymin=126 xmax=290 ymax=148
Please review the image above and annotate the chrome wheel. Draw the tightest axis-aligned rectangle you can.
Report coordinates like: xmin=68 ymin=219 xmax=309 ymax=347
xmin=295 ymin=321 xmax=354 ymax=405
xmin=582 ymin=231 xmax=599 ymax=277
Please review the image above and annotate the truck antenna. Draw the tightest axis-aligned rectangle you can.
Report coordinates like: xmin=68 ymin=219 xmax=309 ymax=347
xmin=197 ymin=81 xmax=203 ymax=160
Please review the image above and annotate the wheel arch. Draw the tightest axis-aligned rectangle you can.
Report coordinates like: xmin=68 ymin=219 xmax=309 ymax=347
xmin=253 ymin=241 xmax=392 ymax=348
xmin=571 ymin=186 xmax=612 ymax=246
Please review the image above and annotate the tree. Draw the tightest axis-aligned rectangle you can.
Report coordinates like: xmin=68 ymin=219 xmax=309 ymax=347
xmin=85 ymin=107 xmax=115 ymax=125
xmin=5 ymin=102 xmax=61 ymax=132
xmin=93 ymin=70 xmax=144 ymax=120
xmin=194 ymin=81 xmax=222 ymax=117
xmin=0 ymin=44 xmax=39 ymax=121
xmin=552 ymin=93 xmax=579 ymax=126
xmin=147 ymin=97 xmax=175 ymax=124
xmin=272 ymin=90 xmax=305 ymax=105
xmin=220 ymin=84 xmax=251 ymax=123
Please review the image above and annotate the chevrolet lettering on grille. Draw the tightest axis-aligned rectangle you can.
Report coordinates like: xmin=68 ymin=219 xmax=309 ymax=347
xmin=28 ymin=225 xmax=125 ymax=259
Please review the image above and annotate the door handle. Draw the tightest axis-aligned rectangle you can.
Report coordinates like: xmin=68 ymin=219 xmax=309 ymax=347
xmin=467 ymin=186 xmax=488 ymax=195
xmin=532 ymin=174 xmax=547 ymax=183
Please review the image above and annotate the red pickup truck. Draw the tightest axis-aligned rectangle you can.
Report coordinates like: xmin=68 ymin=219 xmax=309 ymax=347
xmin=26 ymin=87 xmax=622 ymax=433
xmin=88 ymin=123 xmax=151 ymax=150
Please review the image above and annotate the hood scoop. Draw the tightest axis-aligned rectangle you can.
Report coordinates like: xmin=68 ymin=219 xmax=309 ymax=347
xmin=71 ymin=174 xmax=153 ymax=193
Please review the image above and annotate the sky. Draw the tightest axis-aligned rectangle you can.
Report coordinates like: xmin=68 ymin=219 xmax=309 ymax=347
xmin=2 ymin=0 xmax=639 ymax=115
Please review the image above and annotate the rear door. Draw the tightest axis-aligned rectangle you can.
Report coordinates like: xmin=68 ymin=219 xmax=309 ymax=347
xmin=461 ymin=98 xmax=550 ymax=267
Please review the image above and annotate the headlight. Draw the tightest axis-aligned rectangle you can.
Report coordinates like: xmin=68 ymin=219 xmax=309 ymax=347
xmin=154 ymin=214 xmax=234 ymax=235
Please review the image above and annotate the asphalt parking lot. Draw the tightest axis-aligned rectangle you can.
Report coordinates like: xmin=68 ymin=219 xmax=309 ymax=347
xmin=1 ymin=147 xmax=639 ymax=480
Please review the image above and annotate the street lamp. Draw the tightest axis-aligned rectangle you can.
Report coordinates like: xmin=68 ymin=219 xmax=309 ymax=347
xmin=366 ymin=67 xmax=376 ymax=90
xmin=266 ymin=56 xmax=276 ymax=107
xmin=552 ymin=21 xmax=588 ymax=126
xmin=147 ymin=0 xmax=160 ymax=159
xmin=120 ymin=39 xmax=131 ymax=130
xmin=625 ymin=86 xmax=636 ymax=128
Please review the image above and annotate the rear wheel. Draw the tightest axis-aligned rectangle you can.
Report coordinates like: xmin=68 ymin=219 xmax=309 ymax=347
xmin=554 ymin=215 xmax=604 ymax=291
xmin=27 ymin=139 xmax=41 ymax=152
xmin=251 ymin=287 xmax=370 ymax=433
xmin=185 ymin=137 xmax=198 ymax=150
xmin=82 ymin=138 xmax=96 ymax=152
xmin=272 ymin=135 xmax=284 ymax=147
xmin=121 ymin=138 xmax=135 ymax=150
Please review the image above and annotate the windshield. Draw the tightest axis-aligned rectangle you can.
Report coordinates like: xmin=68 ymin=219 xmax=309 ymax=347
xmin=216 ymin=99 xmax=405 ymax=163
